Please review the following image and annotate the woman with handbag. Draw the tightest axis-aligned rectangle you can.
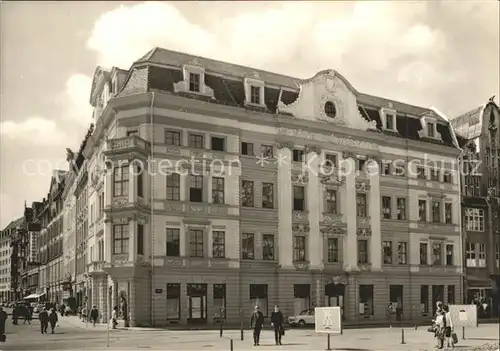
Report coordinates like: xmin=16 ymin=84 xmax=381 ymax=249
xmin=443 ymin=305 xmax=455 ymax=348
xmin=434 ymin=310 xmax=446 ymax=349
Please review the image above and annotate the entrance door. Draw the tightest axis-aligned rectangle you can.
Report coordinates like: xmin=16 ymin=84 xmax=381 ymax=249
xmin=324 ymin=283 xmax=345 ymax=320
xmin=187 ymin=284 xmax=207 ymax=324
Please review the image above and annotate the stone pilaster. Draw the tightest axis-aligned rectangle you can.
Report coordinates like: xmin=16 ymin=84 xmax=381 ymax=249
xmin=128 ymin=163 xmax=136 ymax=203
xmin=343 ymin=154 xmax=358 ymax=270
xmin=277 ymin=146 xmax=293 ymax=267
xmin=128 ymin=219 xmax=136 ymax=262
xmin=104 ymin=220 xmax=112 ymax=262
xmin=100 ymin=277 xmax=107 ymax=323
xmin=367 ymin=160 xmax=382 ymax=270
xmin=129 ymin=279 xmax=136 ymax=327
xmin=305 ymin=150 xmax=322 ymax=269
xmin=104 ymin=164 xmax=112 ymax=207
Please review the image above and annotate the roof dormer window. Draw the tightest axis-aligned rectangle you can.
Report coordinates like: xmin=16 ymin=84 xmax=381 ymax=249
xmin=418 ymin=114 xmax=442 ymax=141
xmin=173 ymin=63 xmax=214 ymax=98
xmin=244 ymin=76 xmax=265 ymax=107
xmin=427 ymin=122 xmax=436 ymax=138
xmin=379 ymin=107 xmax=398 ymax=132
xmin=189 ymin=73 xmax=200 ymax=93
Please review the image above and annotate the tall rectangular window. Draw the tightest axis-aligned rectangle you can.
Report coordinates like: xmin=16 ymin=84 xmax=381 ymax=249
xmin=478 ymin=243 xmax=486 ymax=267
xmin=293 ymin=284 xmax=311 ymax=316
xmin=166 ymin=228 xmax=180 ymax=257
xmin=137 ymin=224 xmax=144 ymax=255
xmin=250 ymin=86 xmax=261 ymax=104
xmin=327 ymin=238 xmax=339 ymax=263
xmin=242 ymin=233 xmax=254 ymax=260
xmin=383 ymin=241 xmax=393 ymax=264
xmin=113 ymin=165 xmax=129 ymax=197
xmin=417 ymin=166 xmax=426 ymax=179
xmin=465 ymin=208 xmax=485 ymax=231
xmin=165 ymin=130 xmax=181 ymax=146
xmin=212 ymin=231 xmax=225 ymax=258
xmin=241 ymin=180 xmax=254 ymax=207
xmin=359 ymin=285 xmax=374 ymax=315
xmin=397 ymin=198 xmax=406 ymax=220
xmin=356 ymin=193 xmax=367 ymax=217
xmin=432 ymin=243 xmax=442 ymax=265
xmin=420 ymin=243 xmax=428 ymax=265
xmin=445 ymin=203 xmax=452 ymax=224
xmin=430 ymin=168 xmax=440 ymax=181
xmin=432 ymin=201 xmax=441 ymax=223
xmin=418 ymin=200 xmax=427 ymax=221
xmin=293 ymin=236 xmax=306 ymax=261
xmin=262 ymin=234 xmax=275 ymax=260
xmin=382 ymin=196 xmax=391 ymax=219
xmin=397 ymin=242 xmax=408 ymax=264
xmin=249 ymin=284 xmax=268 ymax=317
xmin=166 ymin=173 xmax=180 ymax=201
xmin=189 ymin=73 xmax=200 ymax=92
xmin=112 ymin=224 xmax=129 ymax=254
xmin=166 ymin=283 xmax=181 ymax=320
xmin=262 ymin=183 xmax=274 ymax=209
xmin=137 ymin=164 xmax=143 ymax=197
xmin=189 ymin=229 xmax=204 ymax=258
xmin=212 ymin=177 xmax=225 ymax=204
xmin=293 ymin=186 xmax=305 ymax=211
xmin=241 ymin=142 xmax=254 ymax=156
xmin=189 ymin=175 xmax=203 ymax=202
xmin=358 ymin=239 xmax=368 ymax=264
xmin=466 ymin=242 xmax=477 ymax=267
xmin=326 ymin=189 xmax=337 ymax=214
xmin=292 ymin=149 xmax=305 ymax=162
xmin=445 ymin=244 xmax=454 ymax=266
xmin=447 ymin=285 xmax=455 ymax=305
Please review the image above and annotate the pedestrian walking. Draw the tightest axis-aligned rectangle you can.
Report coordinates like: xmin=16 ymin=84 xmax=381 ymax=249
xmin=270 ymin=305 xmax=284 ymax=345
xmin=250 ymin=306 xmax=264 ymax=346
xmin=111 ymin=306 xmax=118 ymax=329
xmin=39 ymin=307 xmax=49 ymax=334
xmin=443 ymin=305 xmax=454 ymax=348
xmin=60 ymin=304 xmax=66 ymax=317
xmin=90 ymin=306 xmax=99 ymax=326
xmin=48 ymin=308 xmax=58 ymax=334
xmin=82 ymin=305 xmax=87 ymax=322
xmin=0 ymin=307 xmax=8 ymax=342
xmin=77 ymin=305 xmax=82 ymax=320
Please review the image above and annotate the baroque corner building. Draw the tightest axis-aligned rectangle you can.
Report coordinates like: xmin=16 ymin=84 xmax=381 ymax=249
xmin=82 ymin=48 xmax=463 ymax=327
xmin=451 ymin=98 xmax=500 ymax=316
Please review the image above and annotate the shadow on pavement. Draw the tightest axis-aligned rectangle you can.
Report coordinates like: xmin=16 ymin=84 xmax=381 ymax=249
xmin=467 ymin=337 xmax=500 ymax=341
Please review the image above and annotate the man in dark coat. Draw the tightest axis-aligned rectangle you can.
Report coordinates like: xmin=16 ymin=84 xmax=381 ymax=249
xmin=270 ymin=305 xmax=284 ymax=345
xmin=0 ymin=307 xmax=8 ymax=340
xmin=250 ymin=306 xmax=264 ymax=346
xmin=48 ymin=309 xmax=58 ymax=334
xmin=39 ymin=307 xmax=49 ymax=334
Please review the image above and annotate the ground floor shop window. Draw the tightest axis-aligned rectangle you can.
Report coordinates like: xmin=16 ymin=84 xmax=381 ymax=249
xmin=447 ymin=285 xmax=455 ymax=305
xmin=421 ymin=285 xmax=429 ymax=314
xmin=213 ymin=284 xmax=226 ymax=320
xmin=293 ymin=284 xmax=310 ymax=315
xmin=359 ymin=285 xmax=374 ymax=316
xmin=187 ymin=284 xmax=207 ymax=324
xmin=250 ymin=284 xmax=268 ymax=317
xmin=166 ymin=283 xmax=180 ymax=320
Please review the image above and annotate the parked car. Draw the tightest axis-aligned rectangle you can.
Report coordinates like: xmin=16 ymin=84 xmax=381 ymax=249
xmin=288 ymin=309 xmax=315 ymax=327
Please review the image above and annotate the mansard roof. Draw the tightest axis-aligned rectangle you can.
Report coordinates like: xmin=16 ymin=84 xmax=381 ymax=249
xmin=450 ymin=105 xmax=484 ymax=140
xmin=117 ymin=47 xmax=457 ymax=148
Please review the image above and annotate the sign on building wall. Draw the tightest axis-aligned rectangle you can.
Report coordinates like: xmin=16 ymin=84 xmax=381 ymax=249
xmin=315 ymin=307 xmax=342 ymax=334
xmin=448 ymin=304 xmax=478 ymax=328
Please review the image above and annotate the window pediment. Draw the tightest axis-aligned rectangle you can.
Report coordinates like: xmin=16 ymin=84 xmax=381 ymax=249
xmin=173 ymin=64 xmax=214 ymax=98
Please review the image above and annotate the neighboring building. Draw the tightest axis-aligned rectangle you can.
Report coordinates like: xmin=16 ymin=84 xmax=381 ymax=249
xmin=36 ymin=170 xmax=67 ymax=303
xmin=5 ymin=217 xmax=25 ymax=301
xmin=0 ymin=218 xmax=23 ymax=301
xmin=451 ymin=97 xmax=500 ymax=316
xmin=80 ymin=48 xmax=463 ymax=327
xmin=20 ymin=201 xmax=44 ymax=297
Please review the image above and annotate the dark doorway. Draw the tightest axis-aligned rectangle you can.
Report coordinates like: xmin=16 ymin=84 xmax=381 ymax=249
xmin=389 ymin=285 xmax=403 ymax=320
xmin=187 ymin=284 xmax=207 ymax=324
xmin=432 ymin=285 xmax=444 ymax=315
xmin=325 ymin=283 xmax=345 ymax=320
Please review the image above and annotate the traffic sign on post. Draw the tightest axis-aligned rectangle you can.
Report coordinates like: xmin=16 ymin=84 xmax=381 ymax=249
xmin=315 ymin=307 xmax=342 ymax=334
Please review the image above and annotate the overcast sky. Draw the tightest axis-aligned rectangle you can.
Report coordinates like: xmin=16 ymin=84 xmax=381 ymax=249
xmin=0 ymin=1 xmax=499 ymax=228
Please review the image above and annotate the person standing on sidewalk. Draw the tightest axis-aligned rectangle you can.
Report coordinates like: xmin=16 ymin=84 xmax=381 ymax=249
xmin=111 ymin=306 xmax=118 ymax=329
xmin=0 ymin=307 xmax=8 ymax=342
xmin=89 ymin=306 xmax=99 ymax=327
xmin=270 ymin=305 xmax=284 ymax=345
xmin=39 ymin=307 xmax=49 ymax=334
xmin=250 ymin=306 xmax=264 ymax=346
xmin=48 ymin=309 xmax=58 ymax=334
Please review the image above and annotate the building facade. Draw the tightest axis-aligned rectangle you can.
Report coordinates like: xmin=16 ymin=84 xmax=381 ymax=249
xmin=78 ymin=48 xmax=464 ymax=327
xmin=36 ymin=171 xmax=66 ymax=303
xmin=21 ymin=201 xmax=43 ymax=297
xmin=0 ymin=218 xmax=23 ymax=302
xmin=6 ymin=217 xmax=26 ymax=301
xmin=451 ymin=98 xmax=500 ymax=316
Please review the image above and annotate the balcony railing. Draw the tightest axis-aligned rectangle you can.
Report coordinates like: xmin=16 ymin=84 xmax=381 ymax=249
xmin=104 ymin=135 xmax=151 ymax=155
